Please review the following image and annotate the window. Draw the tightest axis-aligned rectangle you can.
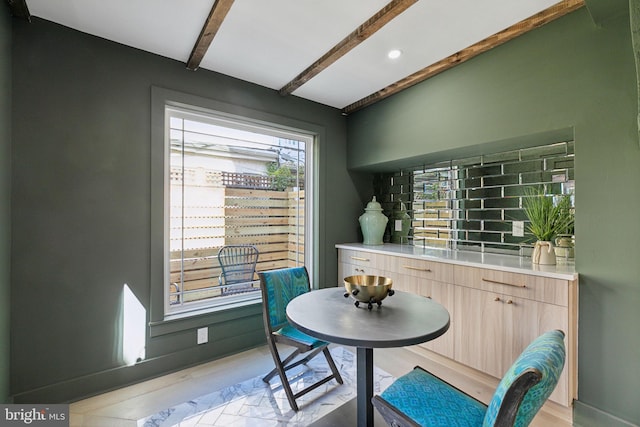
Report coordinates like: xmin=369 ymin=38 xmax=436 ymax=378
xmin=162 ymin=105 xmax=312 ymax=316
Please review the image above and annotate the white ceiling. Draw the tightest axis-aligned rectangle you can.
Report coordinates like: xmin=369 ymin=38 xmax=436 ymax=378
xmin=25 ymin=0 xmax=560 ymax=109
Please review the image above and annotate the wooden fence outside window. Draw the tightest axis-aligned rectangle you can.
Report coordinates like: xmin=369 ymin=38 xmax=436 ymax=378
xmin=169 ymin=171 xmax=304 ymax=305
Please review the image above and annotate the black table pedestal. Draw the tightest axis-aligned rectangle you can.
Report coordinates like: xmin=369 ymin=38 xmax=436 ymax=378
xmin=357 ymin=347 xmax=374 ymax=427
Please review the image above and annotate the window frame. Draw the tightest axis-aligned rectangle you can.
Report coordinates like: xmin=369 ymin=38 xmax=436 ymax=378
xmin=150 ymin=87 xmax=319 ymax=334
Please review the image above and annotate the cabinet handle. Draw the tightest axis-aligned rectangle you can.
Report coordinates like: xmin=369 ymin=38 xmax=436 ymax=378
xmin=402 ymin=265 xmax=432 ymax=272
xmin=351 ymin=256 xmax=370 ymax=262
xmin=482 ymin=277 xmax=526 ymax=288
xmin=494 ymin=296 xmax=501 ymax=302
xmin=506 ymin=300 xmax=513 ymax=304
xmin=355 ymin=268 xmax=365 ymax=273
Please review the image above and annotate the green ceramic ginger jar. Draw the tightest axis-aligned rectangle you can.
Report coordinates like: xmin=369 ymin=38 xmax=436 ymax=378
xmin=359 ymin=197 xmax=388 ymax=245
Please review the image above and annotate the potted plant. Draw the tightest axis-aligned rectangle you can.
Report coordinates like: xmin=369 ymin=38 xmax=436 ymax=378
xmin=522 ymin=189 xmax=574 ymax=265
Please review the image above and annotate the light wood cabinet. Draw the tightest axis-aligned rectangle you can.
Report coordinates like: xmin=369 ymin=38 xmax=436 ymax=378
xmin=454 ymin=286 xmax=509 ymax=378
xmin=452 ymin=265 xmax=575 ymax=406
xmin=336 ymin=245 xmax=578 ymax=408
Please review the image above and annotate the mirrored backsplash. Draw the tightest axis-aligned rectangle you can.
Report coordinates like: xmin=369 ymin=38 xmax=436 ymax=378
xmin=374 ymin=141 xmax=575 ymax=256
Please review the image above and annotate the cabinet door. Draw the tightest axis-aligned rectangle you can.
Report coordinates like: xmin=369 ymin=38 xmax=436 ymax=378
xmin=454 ymin=286 xmax=512 ymax=378
xmin=508 ymin=296 xmax=569 ymax=405
xmin=454 ymin=286 xmax=570 ymax=405
xmin=390 ymin=271 xmax=421 ymax=294
xmin=418 ymin=280 xmax=455 ymax=359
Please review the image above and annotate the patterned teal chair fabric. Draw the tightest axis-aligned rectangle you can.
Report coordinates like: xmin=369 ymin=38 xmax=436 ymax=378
xmin=372 ymin=330 xmax=566 ymax=427
xmin=259 ymin=267 xmax=343 ymax=412
xmin=376 ymin=367 xmax=487 ymax=426
xmin=483 ymin=329 xmax=566 ymax=426
xmin=262 ymin=266 xmax=314 ymax=333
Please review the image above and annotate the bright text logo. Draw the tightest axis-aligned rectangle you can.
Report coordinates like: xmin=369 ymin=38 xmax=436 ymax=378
xmin=0 ymin=405 xmax=68 ymax=426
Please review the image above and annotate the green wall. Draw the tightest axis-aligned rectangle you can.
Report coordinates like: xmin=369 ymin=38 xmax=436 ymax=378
xmin=0 ymin=4 xmax=12 ymax=404
xmin=347 ymin=6 xmax=640 ymax=427
xmin=10 ymin=17 xmax=364 ymax=402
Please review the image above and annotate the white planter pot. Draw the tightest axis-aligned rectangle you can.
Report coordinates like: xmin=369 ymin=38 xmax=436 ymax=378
xmin=532 ymin=241 xmax=556 ymax=265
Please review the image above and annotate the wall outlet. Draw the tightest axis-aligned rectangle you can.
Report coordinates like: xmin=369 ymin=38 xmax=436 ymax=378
xmin=512 ymin=221 xmax=524 ymax=237
xmin=197 ymin=327 xmax=208 ymax=345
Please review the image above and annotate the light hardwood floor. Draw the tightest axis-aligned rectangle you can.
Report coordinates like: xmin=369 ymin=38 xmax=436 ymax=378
xmin=69 ymin=344 xmax=572 ymax=426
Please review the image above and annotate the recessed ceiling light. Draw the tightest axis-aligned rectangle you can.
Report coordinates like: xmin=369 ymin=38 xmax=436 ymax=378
xmin=387 ymin=49 xmax=402 ymax=60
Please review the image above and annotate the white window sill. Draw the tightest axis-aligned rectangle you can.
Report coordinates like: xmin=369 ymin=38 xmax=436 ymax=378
xmin=149 ymin=298 xmax=262 ymax=337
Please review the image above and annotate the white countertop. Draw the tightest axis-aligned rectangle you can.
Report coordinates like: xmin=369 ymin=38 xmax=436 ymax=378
xmin=336 ymin=243 xmax=577 ymax=281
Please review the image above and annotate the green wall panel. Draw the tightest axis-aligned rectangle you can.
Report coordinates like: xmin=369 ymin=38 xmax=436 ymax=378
xmin=0 ymin=4 xmax=12 ymax=405
xmin=347 ymin=8 xmax=640 ymax=426
xmin=10 ymin=17 xmax=359 ymax=402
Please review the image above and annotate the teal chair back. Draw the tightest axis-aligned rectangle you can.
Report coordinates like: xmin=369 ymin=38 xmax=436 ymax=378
xmin=258 ymin=266 xmax=343 ymax=412
xmin=373 ymin=329 xmax=566 ymax=427
xmin=483 ymin=329 xmax=566 ymax=426
xmin=260 ymin=267 xmax=311 ymax=332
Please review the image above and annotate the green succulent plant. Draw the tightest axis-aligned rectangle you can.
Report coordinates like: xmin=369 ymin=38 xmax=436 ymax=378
xmin=522 ymin=189 xmax=574 ymax=242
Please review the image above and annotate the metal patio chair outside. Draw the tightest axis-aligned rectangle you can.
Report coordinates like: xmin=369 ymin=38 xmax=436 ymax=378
xmin=217 ymin=244 xmax=259 ymax=296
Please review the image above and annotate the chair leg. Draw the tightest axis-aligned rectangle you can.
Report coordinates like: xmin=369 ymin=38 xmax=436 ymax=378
xmin=322 ymin=347 xmax=344 ymax=385
xmin=263 ymin=338 xmax=301 ymax=411
xmin=263 ymin=347 xmax=302 ymax=383
xmin=296 ymin=346 xmax=324 ymax=366
xmin=265 ymin=345 xmax=327 ymax=383
xmin=263 ymin=341 xmax=345 ymax=412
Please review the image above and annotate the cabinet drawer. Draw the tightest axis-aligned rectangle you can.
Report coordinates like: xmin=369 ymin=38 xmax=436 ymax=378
xmin=389 ymin=256 xmax=453 ymax=283
xmin=340 ymin=263 xmax=386 ymax=279
xmin=338 ymin=249 xmax=389 ymax=280
xmin=453 ymin=265 xmax=569 ymax=306
xmin=339 ymin=249 xmax=380 ymax=268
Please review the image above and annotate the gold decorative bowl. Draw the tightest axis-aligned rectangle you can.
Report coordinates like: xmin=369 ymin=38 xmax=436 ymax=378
xmin=343 ymin=275 xmax=394 ymax=309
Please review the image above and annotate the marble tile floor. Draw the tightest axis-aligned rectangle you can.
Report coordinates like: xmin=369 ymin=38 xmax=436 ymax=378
xmin=70 ymin=346 xmax=393 ymax=427
xmin=70 ymin=344 xmax=571 ymax=427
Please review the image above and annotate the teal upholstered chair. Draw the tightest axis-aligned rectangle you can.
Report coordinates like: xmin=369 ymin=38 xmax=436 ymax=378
xmin=372 ymin=329 xmax=566 ymax=427
xmin=259 ymin=267 xmax=343 ymax=411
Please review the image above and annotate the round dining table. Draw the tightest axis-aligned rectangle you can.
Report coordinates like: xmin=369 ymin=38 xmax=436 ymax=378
xmin=286 ymin=287 xmax=450 ymax=427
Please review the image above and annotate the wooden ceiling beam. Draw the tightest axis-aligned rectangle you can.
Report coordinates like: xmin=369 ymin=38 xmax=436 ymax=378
xmin=187 ymin=0 xmax=235 ymax=71
xmin=7 ymin=0 xmax=31 ymax=21
xmin=342 ymin=0 xmax=585 ymax=115
xmin=279 ymin=0 xmax=418 ymax=96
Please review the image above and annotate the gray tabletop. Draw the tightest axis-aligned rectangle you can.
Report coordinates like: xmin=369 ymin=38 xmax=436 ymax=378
xmin=286 ymin=288 xmax=450 ymax=348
